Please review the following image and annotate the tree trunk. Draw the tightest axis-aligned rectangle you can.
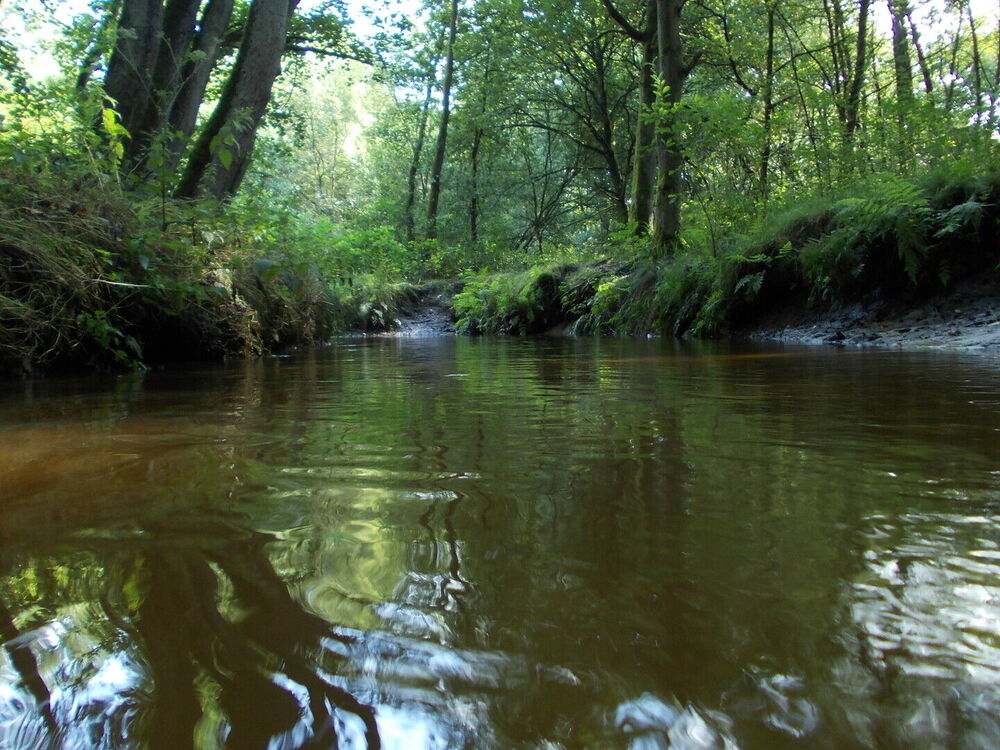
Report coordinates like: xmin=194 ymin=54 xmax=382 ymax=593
xmin=602 ymin=0 xmax=655 ymax=234
xmin=886 ymin=0 xmax=913 ymax=164
xmin=467 ymin=39 xmax=494 ymax=247
xmin=631 ymin=28 xmax=656 ymax=233
xmin=944 ymin=12 xmax=963 ymax=112
xmin=425 ymin=0 xmax=459 ymax=241
xmin=165 ymin=0 xmax=236 ymax=172
xmin=125 ymin=0 xmax=204 ymax=169
xmin=821 ymin=0 xmax=846 ymax=122
xmin=175 ymin=0 xmax=298 ymax=200
xmin=651 ymin=0 xmax=683 ymax=257
xmin=905 ymin=10 xmax=932 ymax=95
xmin=887 ymin=0 xmax=914 ymax=107
xmin=966 ymin=1 xmax=984 ymax=123
xmin=470 ymin=126 xmax=482 ymax=244
xmin=103 ymin=0 xmax=165 ymax=138
xmin=843 ymin=0 xmax=871 ymax=139
xmin=991 ymin=8 xmax=1000 ymax=128
xmin=758 ymin=4 xmax=776 ymax=204
xmin=405 ymin=77 xmax=436 ymax=243
xmin=590 ymin=39 xmax=629 ymax=226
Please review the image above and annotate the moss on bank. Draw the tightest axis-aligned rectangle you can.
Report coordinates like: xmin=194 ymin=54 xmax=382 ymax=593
xmin=452 ymin=170 xmax=1000 ymax=338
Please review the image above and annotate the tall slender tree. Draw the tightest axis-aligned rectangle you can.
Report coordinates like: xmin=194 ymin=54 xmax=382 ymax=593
xmin=164 ymin=0 xmax=237 ymax=172
xmin=425 ymin=0 xmax=460 ymax=240
xmin=103 ymin=0 xmax=165 ymax=139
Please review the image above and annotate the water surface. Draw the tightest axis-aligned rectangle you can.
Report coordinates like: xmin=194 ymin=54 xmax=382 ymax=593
xmin=1 ymin=338 xmax=999 ymax=749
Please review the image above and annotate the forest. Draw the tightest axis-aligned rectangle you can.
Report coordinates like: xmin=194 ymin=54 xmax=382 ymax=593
xmin=0 ymin=0 xmax=998 ymax=373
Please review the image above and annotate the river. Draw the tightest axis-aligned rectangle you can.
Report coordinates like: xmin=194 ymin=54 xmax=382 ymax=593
xmin=1 ymin=337 xmax=999 ymax=749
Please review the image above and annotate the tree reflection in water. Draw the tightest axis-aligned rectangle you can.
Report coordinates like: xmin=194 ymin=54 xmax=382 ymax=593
xmin=137 ymin=526 xmax=380 ymax=749
xmin=5 ymin=341 xmax=1000 ymax=749
xmin=0 ymin=524 xmax=381 ymax=749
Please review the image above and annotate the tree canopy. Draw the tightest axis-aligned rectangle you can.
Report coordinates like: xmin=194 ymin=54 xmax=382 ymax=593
xmin=1 ymin=0 xmax=997 ymax=256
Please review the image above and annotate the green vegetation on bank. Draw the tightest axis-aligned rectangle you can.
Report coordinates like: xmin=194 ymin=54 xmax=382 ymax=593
xmin=0 ymin=156 xmax=425 ymax=376
xmin=453 ymin=166 xmax=1000 ymax=336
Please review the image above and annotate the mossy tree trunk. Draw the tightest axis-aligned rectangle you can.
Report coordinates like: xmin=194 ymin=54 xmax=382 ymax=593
xmin=103 ymin=0 xmax=165 ymax=139
xmin=123 ymin=0 xmax=203 ymax=169
xmin=650 ymin=0 xmax=684 ymax=258
xmin=405 ymin=60 xmax=438 ymax=243
xmin=631 ymin=22 xmax=657 ymax=234
xmin=165 ymin=0 xmax=236 ymax=173
xmin=175 ymin=0 xmax=299 ymax=200
xmin=601 ymin=0 xmax=655 ymax=234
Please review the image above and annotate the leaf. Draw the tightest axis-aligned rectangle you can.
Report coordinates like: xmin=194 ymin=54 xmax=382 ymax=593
xmin=101 ymin=107 xmax=117 ymax=132
xmin=734 ymin=270 xmax=765 ymax=298
xmin=218 ymin=148 xmax=233 ymax=169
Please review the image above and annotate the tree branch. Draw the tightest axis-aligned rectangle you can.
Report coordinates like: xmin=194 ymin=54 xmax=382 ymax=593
xmin=600 ymin=0 xmax=650 ymax=42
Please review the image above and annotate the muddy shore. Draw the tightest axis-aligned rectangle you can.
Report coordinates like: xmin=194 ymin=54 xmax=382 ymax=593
xmin=741 ymin=275 xmax=1000 ymax=351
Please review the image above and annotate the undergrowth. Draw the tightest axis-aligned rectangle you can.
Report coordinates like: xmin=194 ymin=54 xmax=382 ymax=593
xmin=0 ymin=166 xmax=422 ymax=376
xmin=451 ymin=167 xmax=1000 ymax=338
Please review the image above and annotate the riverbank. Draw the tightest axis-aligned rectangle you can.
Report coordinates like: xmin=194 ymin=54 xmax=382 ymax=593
xmin=4 ymin=162 xmax=998 ymax=376
xmin=743 ymin=273 xmax=1000 ymax=350
xmin=450 ymin=168 xmax=1000 ymax=350
xmin=0 ymin=165 xmax=427 ymax=376
xmin=447 ymin=264 xmax=1000 ymax=351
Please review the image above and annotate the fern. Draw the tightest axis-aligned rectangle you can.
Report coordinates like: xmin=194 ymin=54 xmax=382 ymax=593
xmin=734 ymin=270 xmax=765 ymax=299
xmin=826 ymin=177 xmax=933 ymax=283
xmin=934 ymin=200 xmax=985 ymax=239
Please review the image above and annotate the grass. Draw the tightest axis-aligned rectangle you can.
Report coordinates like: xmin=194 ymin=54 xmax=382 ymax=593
xmin=0 ymin=166 xmax=426 ymax=376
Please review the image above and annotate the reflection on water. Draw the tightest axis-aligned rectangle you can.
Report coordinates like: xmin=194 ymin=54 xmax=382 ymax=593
xmin=0 ymin=338 xmax=999 ymax=749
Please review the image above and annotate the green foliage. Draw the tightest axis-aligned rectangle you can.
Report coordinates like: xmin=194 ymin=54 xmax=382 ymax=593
xmin=76 ymin=310 xmax=142 ymax=364
xmin=935 ymin=199 xmax=985 ymax=240
xmin=348 ymin=278 xmax=422 ymax=331
xmin=452 ymin=263 xmax=575 ymax=334
xmin=448 ymin=164 xmax=1000 ymax=342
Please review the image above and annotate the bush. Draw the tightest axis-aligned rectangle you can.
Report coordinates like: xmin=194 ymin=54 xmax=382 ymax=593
xmin=452 ymin=264 xmax=577 ymax=334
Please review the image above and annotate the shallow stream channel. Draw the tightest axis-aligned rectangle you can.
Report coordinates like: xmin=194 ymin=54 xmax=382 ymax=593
xmin=1 ymin=337 xmax=999 ymax=749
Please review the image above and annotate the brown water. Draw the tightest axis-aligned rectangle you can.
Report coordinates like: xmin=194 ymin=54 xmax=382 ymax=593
xmin=1 ymin=337 xmax=999 ymax=749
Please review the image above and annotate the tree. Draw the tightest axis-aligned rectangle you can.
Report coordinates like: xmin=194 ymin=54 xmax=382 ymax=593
xmin=175 ymin=0 xmax=300 ymax=200
xmin=103 ymin=0 xmax=167 ymax=142
xmin=402 ymin=44 xmax=441 ymax=242
xmin=602 ymin=0 xmax=656 ymax=231
xmin=164 ymin=0 xmax=237 ymax=172
xmin=425 ymin=0 xmax=460 ymax=240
